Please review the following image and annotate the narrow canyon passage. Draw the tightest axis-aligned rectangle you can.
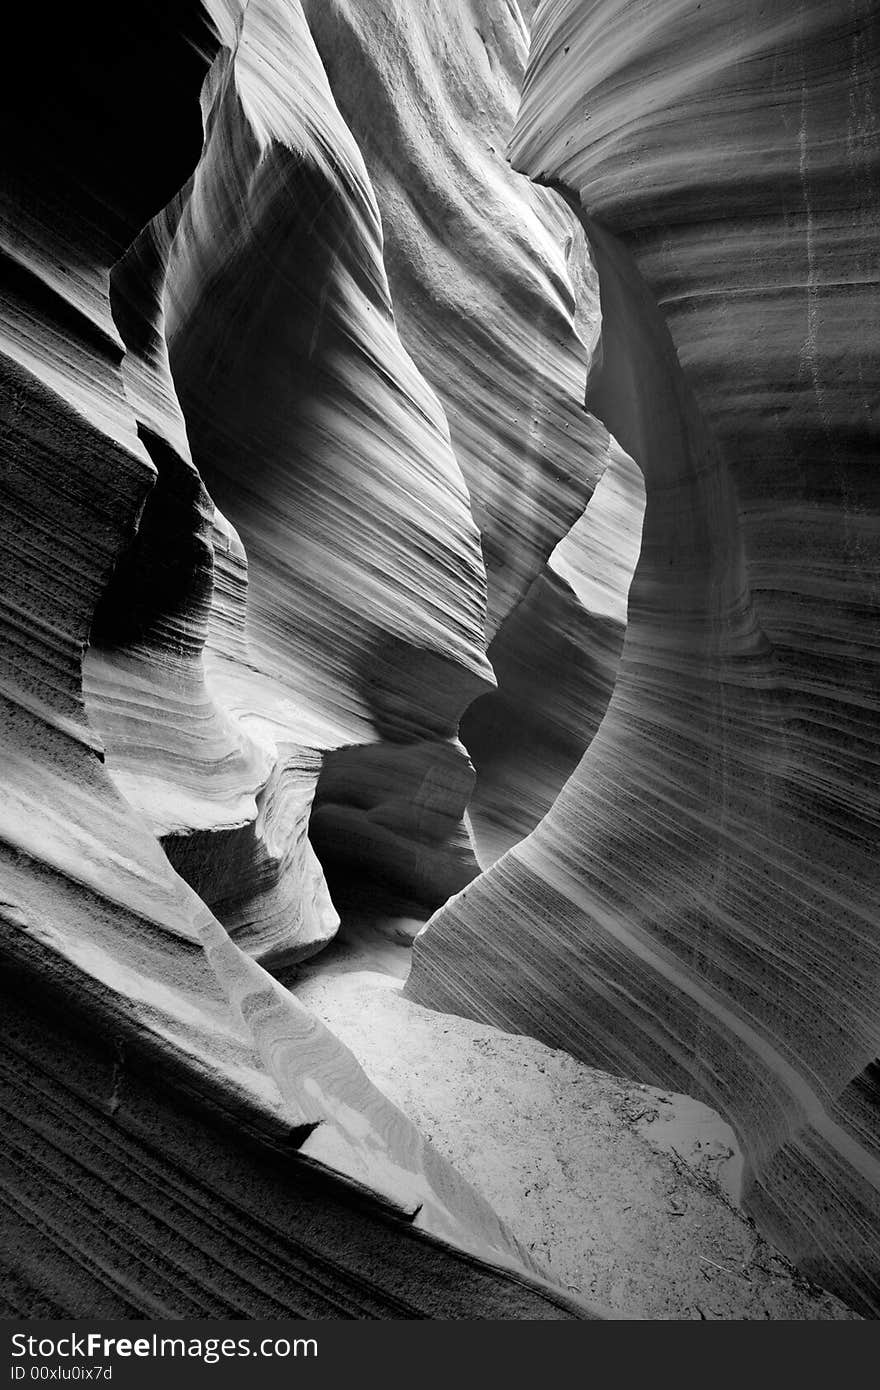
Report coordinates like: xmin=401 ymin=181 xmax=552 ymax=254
xmin=1 ymin=0 xmax=877 ymax=1323
xmin=460 ymin=436 xmax=645 ymax=867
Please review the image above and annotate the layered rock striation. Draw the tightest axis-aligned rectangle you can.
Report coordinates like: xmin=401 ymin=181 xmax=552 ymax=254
xmin=299 ymin=0 xmax=639 ymax=884
xmin=0 ymin=0 xmax=609 ymax=1318
xmin=3 ymin=0 xmax=877 ymax=1320
xmin=408 ymin=0 xmax=880 ymax=1314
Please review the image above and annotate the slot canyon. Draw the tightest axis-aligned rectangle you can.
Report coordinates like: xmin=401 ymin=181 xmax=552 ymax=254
xmin=1 ymin=0 xmax=877 ymax=1320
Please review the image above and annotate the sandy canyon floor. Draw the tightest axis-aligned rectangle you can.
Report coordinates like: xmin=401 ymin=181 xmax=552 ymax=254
xmin=288 ymin=922 xmax=858 ymax=1320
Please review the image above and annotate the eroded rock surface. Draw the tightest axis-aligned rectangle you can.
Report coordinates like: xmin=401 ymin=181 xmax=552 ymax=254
xmin=0 ymin=0 xmax=610 ymax=1320
xmin=462 ymin=437 xmax=644 ymax=863
xmin=2 ymin=0 xmax=876 ymax=1321
xmin=299 ymin=0 xmax=632 ymax=880
xmin=407 ymin=0 xmax=880 ymax=1315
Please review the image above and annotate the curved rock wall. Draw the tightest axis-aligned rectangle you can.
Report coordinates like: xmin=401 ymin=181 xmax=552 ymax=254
xmin=5 ymin=0 xmax=877 ymax=1318
xmin=162 ymin=0 xmax=502 ymax=915
xmin=300 ymin=0 xmax=608 ymax=639
xmin=0 ymin=0 xmax=608 ymax=1316
xmin=462 ymin=436 xmax=644 ymax=864
xmin=170 ymin=2 xmax=494 ymax=718
xmin=407 ymin=0 xmax=880 ymax=1313
xmin=297 ymin=0 xmax=642 ymax=869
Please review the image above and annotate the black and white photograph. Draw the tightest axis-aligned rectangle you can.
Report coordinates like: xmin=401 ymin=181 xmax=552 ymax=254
xmin=1 ymin=0 xmax=877 ymax=1361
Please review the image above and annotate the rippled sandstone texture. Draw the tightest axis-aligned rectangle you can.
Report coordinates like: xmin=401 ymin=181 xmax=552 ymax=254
xmin=166 ymin=0 xmax=503 ymax=920
xmin=408 ymin=0 xmax=880 ymax=1315
xmin=2 ymin=0 xmax=876 ymax=1321
xmin=0 ymin=0 xmax=612 ymax=1318
xmin=298 ymin=0 xmax=644 ymax=869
